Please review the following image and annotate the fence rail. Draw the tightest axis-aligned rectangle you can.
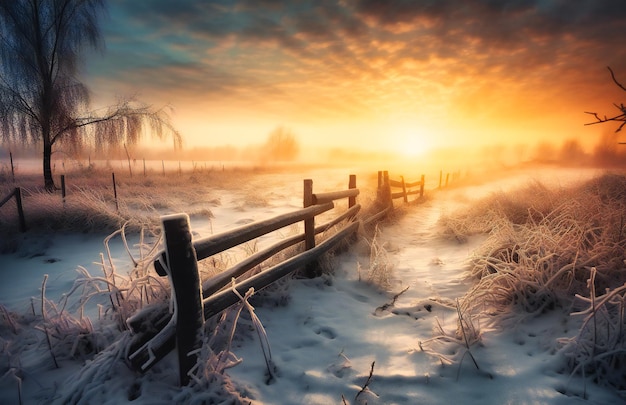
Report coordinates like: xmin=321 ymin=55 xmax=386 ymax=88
xmin=389 ymin=174 xmax=425 ymax=203
xmin=123 ymin=168 xmax=464 ymax=385
xmin=127 ymin=175 xmax=364 ymax=383
xmin=3 ymin=163 xmax=461 ymax=386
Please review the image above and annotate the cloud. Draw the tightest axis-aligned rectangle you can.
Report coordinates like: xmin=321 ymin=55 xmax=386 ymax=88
xmin=354 ymin=0 xmax=626 ymax=61
xmin=89 ymin=0 xmax=626 ymax=143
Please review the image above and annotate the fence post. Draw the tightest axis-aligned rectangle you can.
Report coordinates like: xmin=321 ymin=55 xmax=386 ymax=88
xmin=14 ymin=187 xmax=26 ymax=232
xmin=401 ymin=175 xmax=408 ymax=203
xmin=445 ymin=173 xmax=450 ymax=187
xmin=61 ymin=175 xmax=66 ymax=204
xmin=376 ymin=171 xmax=383 ymax=204
xmin=383 ymin=171 xmax=392 ymax=209
xmin=348 ymin=174 xmax=356 ymax=208
xmin=420 ymin=174 xmax=425 ymax=197
xmin=124 ymin=143 xmax=133 ymax=178
xmin=112 ymin=172 xmax=119 ymax=211
xmin=439 ymin=170 xmax=442 ymax=189
xmin=161 ymin=214 xmax=204 ymax=386
xmin=303 ymin=179 xmax=314 ymax=250
xmin=303 ymin=179 xmax=319 ymax=277
xmin=9 ymin=151 xmax=15 ymax=182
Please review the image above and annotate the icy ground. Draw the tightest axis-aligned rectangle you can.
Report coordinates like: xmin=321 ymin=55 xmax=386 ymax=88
xmin=0 ymin=166 xmax=622 ymax=404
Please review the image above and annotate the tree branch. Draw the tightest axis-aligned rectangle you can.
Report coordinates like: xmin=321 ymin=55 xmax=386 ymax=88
xmin=584 ymin=67 xmax=626 ymax=132
xmin=608 ymin=66 xmax=626 ymax=92
xmin=51 ymin=101 xmax=181 ymax=148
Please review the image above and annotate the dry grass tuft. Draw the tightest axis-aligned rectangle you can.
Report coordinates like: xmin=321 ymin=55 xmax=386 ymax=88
xmin=559 ymin=268 xmax=626 ymax=391
xmin=445 ymin=172 xmax=626 ymax=390
xmin=0 ymin=168 xmax=237 ymax=252
xmin=359 ymin=225 xmax=394 ymax=290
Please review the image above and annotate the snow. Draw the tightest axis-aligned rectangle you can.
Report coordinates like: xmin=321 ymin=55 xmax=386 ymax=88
xmin=0 ymin=165 xmax=622 ymax=404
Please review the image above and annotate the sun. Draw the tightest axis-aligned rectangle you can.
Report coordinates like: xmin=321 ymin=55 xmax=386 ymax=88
xmin=393 ymin=128 xmax=433 ymax=158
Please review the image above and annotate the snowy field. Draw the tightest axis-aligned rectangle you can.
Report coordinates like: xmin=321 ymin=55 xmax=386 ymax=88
xmin=0 ymin=164 xmax=624 ymax=404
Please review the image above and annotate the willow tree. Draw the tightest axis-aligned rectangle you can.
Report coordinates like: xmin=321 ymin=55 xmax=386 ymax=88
xmin=0 ymin=0 xmax=180 ymax=191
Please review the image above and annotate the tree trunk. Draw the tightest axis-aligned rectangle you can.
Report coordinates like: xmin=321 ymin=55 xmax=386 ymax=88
xmin=43 ymin=137 xmax=55 ymax=192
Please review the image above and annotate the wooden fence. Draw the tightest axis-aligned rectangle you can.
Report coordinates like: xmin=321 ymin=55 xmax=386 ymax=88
xmin=125 ymin=167 xmax=465 ymax=385
xmin=0 ymin=187 xmax=26 ymax=232
xmin=362 ymin=170 xmax=425 ymax=226
xmin=389 ymin=173 xmax=425 ymax=204
xmin=127 ymin=175 xmax=362 ymax=385
xmin=2 ymin=165 xmax=459 ymax=385
xmin=438 ymin=170 xmax=462 ymax=188
xmin=123 ymin=168 xmax=444 ymax=385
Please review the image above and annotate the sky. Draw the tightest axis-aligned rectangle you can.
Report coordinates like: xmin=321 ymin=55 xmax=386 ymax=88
xmin=85 ymin=0 xmax=626 ymax=157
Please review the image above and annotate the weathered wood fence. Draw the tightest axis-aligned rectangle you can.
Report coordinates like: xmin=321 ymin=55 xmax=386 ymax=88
xmin=389 ymin=174 xmax=425 ymax=204
xmin=0 ymin=187 xmax=26 ymax=232
xmin=124 ymin=167 xmax=463 ymax=385
xmin=362 ymin=170 xmax=425 ymax=226
xmin=3 ymin=165 xmax=459 ymax=385
xmin=127 ymin=175 xmax=362 ymax=385
xmin=438 ymin=170 xmax=462 ymax=188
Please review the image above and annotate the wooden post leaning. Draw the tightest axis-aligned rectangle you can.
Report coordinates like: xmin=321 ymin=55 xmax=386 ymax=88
xmin=161 ymin=214 xmax=205 ymax=386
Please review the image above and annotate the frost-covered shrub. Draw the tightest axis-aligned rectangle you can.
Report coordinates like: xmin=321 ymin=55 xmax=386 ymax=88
xmin=456 ymin=174 xmax=626 ymax=322
xmin=559 ymin=268 xmax=626 ymax=391
xmin=360 ymin=226 xmax=394 ymax=291
xmin=448 ymin=173 xmax=626 ymax=390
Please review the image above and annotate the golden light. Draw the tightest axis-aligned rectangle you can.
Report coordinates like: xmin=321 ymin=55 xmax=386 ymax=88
xmin=392 ymin=126 xmax=433 ymax=158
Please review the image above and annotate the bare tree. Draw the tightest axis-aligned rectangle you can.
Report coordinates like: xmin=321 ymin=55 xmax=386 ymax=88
xmin=263 ymin=126 xmax=300 ymax=161
xmin=0 ymin=0 xmax=180 ymax=190
xmin=585 ymin=67 xmax=626 ymax=133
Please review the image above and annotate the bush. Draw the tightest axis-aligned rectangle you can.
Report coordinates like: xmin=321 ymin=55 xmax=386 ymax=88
xmin=444 ymin=173 xmax=626 ymax=389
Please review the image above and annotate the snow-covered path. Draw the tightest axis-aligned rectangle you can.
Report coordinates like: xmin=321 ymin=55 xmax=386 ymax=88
xmin=227 ymin=169 xmax=620 ymax=405
xmin=1 ymin=166 xmax=621 ymax=404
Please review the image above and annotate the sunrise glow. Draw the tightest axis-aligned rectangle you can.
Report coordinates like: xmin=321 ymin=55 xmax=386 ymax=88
xmin=82 ymin=1 xmax=625 ymax=160
xmin=393 ymin=128 xmax=434 ymax=158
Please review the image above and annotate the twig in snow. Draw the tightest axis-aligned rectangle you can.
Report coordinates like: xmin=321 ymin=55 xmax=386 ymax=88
xmin=0 ymin=304 xmax=18 ymax=334
xmin=354 ymin=361 xmax=376 ymax=402
xmin=375 ymin=286 xmax=409 ymax=314
xmin=40 ymin=275 xmax=59 ymax=369
xmin=230 ymin=279 xmax=276 ymax=384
